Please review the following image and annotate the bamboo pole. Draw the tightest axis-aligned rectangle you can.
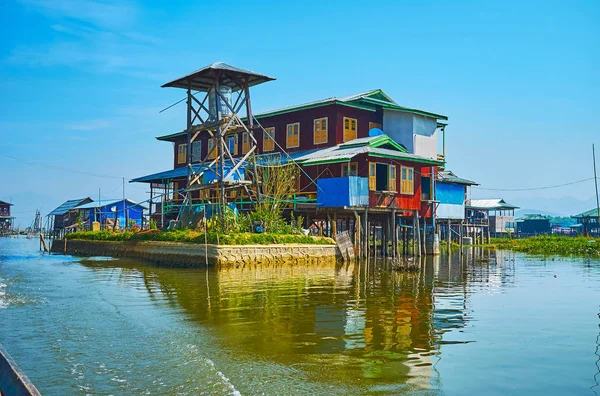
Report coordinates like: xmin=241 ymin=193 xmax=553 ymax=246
xmin=594 ymin=144 xmax=600 ymax=235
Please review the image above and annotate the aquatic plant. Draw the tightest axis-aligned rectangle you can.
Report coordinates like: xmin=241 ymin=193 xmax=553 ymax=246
xmin=488 ymin=235 xmax=600 ymax=257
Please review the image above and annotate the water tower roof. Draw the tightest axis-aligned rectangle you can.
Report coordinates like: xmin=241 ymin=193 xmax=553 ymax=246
xmin=162 ymin=62 xmax=275 ymax=91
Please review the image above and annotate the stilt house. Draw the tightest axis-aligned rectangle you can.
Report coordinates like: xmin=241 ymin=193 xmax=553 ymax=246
xmin=0 ymin=200 xmax=14 ymax=232
xmin=132 ymin=62 xmax=450 ymax=256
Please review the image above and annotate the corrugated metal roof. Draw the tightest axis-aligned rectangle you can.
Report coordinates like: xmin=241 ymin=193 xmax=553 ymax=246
xmin=49 ymin=198 xmax=92 ymax=216
xmin=437 ymin=170 xmax=478 ymax=186
xmin=296 ymin=135 xmax=442 ymax=166
xmin=466 ymin=199 xmax=519 ymax=210
xmin=130 ymin=166 xmax=197 ymax=183
xmin=573 ymin=208 xmax=600 ymax=218
xmin=358 ymin=97 xmax=448 ymax=120
xmin=131 ymin=150 xmax=317 ymax=183
xmin=162 ymin=62 xmax=275 ymax=92
xmin=516 ymin=214 xmax=550 ymax=221
xmin=0 ymin=200 xmax=13 ymax=206
xmin=76 ymin=199 xmax=146 ymax=210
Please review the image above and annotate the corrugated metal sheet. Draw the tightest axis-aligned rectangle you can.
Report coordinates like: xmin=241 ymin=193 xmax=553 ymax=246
xmin=297 ymin=135 xmax=442 ymax=166
xmin=76 ymin=199 xmax=146 ymax=210
xmin=317 ymin=177 xmax=369 ymax=208
xmin=162 ymin=62 xmax=275 ymax=92
xmin=49 ymin=198 xmax=92 ymax=216
xmin=437 ymin=170 xmax=478 ymax=186
xmin=466 ymin=199 xmax=519 ymax=210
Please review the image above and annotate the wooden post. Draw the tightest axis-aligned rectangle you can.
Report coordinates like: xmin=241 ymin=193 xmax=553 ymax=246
xmin=415 ymin=211 xmax=422 ymax=257
xmin=364 ymin=210 xmax=369 ymax=259
xmin=404 ymin=222 xmax=408 ymax=256
xmin=421 ymin=215 xmax=427 ymax=256
xmin=354 ymin=212 xmax=361 ymax=257
xmin=447 ymin=219 xmax=451 ymax=253
xmin=332 ymin=213 xmax=338 ymax=239
xmin=392 ymin=209 xmax=398 ymax=258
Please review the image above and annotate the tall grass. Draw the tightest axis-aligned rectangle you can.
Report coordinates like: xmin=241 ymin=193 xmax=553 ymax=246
xmin=489 ymin=235 xmax=600 ymax=256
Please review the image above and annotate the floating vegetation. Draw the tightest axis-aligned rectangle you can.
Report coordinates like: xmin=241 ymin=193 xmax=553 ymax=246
xmin=487 ymin=236 xmax=600 ymax=257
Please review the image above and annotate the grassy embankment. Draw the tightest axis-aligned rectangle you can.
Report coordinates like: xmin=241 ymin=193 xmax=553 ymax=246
xmin=487 ymin=235 xmax=600 ymax=257
xmin=66 ymin=229 xmax=335 ymax=246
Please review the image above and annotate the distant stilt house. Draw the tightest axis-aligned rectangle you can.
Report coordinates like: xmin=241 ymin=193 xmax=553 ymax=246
xmin=516 ymin=214 xmax=551 ymax=237
xmin=572 ymin=208 xmax=600 ymax=236
xmin=49 ymin=198 xmax=93 ymax=233
xmin=435 ymin=171 xmax=478 ymax=243
xmin=75 ymin=199 xmax=146 ymax=230
xmin=466 ymin=199 xmax=519 ymax=238
xmin=0 ymin=200 xmax=15 ymax=232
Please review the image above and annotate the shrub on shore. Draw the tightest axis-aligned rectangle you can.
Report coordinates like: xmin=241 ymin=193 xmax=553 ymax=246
xmin=66 ymin=229 xmax=334 ymax=246
xmin=488 ymin=235 xmax=600 ymax=256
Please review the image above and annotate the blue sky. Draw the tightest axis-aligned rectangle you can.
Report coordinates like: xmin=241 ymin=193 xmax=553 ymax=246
xmin=1 ymin=0 xmax=599 ymax=225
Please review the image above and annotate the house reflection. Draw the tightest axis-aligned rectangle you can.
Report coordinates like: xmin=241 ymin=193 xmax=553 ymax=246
xmin=79 ymin=249 xmax=516 ymax=391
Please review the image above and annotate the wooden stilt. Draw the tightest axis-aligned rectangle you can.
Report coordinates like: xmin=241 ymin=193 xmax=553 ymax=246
xmin=415 ymin=211 xmax=422 ymax=257
xmin=447 ymin=219 xmax=451 ymax=253
xmin=392 ymin=210 xmax=398 ymax=258
xmin=332 ymin=213 xmax=338 ymax=240
xmin=363 ymin=210 xmax=369 ymax=259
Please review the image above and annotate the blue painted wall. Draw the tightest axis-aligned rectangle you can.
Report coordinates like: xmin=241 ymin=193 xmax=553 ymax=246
xmin=437 ymin=183 xmax=464 ymax=205
xmin=85 ymin=201 xmax=144 ymax=228
xmin=436 ymin=182 xmax=466 ymax=220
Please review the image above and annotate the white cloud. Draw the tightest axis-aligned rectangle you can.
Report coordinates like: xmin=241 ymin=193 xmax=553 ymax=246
xmin=19 ymin=0 xmax=137 ymax=29
xmin=9 ymin=0 xmax=165 ymax=80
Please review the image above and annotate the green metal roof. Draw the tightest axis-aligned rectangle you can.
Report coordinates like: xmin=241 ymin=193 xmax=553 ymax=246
xmin=516 ymin=214 xmax=551 ymax=221
xmin=437 ymin=170 xmax=478 ymax=186
xmin=572 ymin=208 xmax=600 ymax=218
xmin=356 ymin=97 xmax=448 ymax=120
xmin=296 ymin=135 xmax=442 ymax=166
xmin=157 ymin=130 xmax=186 ymax=142
xmin=339 ymin=134 xmax=408 ymax=153
xmin=156 ymin=89 xmax=447 ymax=141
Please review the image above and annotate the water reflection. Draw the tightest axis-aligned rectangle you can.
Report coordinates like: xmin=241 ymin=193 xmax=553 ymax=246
xmin=79 ymin=248 xmax=519 ymax=393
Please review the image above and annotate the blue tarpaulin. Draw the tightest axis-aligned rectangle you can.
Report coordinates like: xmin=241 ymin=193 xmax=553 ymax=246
xmin=317 ymin=177 xmax=369 ymax=208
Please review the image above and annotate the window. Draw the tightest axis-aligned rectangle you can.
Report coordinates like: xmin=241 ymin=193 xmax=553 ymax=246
xmin=401 ymin=166 xmax=414 ymax=195
xmin=191 ymin=141 xmax=201 ymax=162
xmin=242 ymin=132 xmax=251 ymax=154
xmin=263 ymin=127 xmax=275 ymax=151
xmin=369 ymin=162 xmax=376 ymax=190
xmin=342 ymin=162 xmax=358 ymax=177
xmin=286 ymin=122 xmax=300 ymax=148
xmin=369 ymin=122 xmax=382 ymax=131
xmin=313 ymin=117 xmax=328 ymax=145
xmin=228 ymin=135 xmax=238 ymax=155
xmin=177 ymin=143 xmax=187 ymax=164
xmin=343 ymin=117 xmax=357 ymax=142
xmin=208 ymin=138 xmax=218 ymax=160
xmin=388 ymin=165 xmax=397 ymax=192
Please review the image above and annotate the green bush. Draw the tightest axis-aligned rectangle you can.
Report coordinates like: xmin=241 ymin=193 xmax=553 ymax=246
xmin=66 ymin=230 xmax=334 ymax=246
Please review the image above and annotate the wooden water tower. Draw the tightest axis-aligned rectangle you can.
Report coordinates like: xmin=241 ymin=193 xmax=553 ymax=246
xmin=162 ymin=62 xmax=275 ymax=220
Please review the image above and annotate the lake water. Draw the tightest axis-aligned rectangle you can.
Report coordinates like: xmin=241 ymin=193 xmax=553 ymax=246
xmin=1 ymin=237 xmax=599 ymax=395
